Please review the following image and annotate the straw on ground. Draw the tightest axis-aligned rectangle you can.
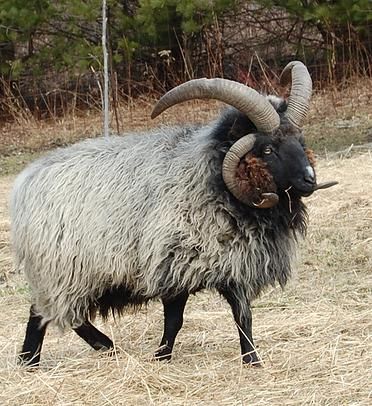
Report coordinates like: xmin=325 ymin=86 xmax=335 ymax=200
xmin=0 ymin=150 xmax=371 ymax=405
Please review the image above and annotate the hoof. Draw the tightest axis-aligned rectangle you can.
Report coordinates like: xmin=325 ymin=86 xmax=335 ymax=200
xmin=242 ymin=352 xmax=262 ymax=367
xmin=91 ymin=338 xmax=114 ymax=352
xmin=101 ymin=347 xmax=117 ymax=357
xmin=154 ymin=346 xmax=172 ymax=361
xmin=18 ymin=353 xmax=40 ymax=369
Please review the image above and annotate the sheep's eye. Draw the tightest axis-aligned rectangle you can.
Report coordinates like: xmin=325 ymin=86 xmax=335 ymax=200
xmin=263 ymin=146 xmax=273 ymax=155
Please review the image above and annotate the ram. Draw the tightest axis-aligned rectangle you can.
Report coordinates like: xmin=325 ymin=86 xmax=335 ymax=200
xmin=12 ymin=61 xmax=336 ymax=367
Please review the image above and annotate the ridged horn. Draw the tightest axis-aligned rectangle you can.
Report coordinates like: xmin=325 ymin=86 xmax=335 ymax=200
xmin=314 ymin=181 xmax=338 ymax=191
xmin=222 ymin=134 xmax=279 ymax=208
xmin=151 ymin=78 xmax=280 ymax=133
xmin=280 ymin=61 xmax=312 ymax=128
xmin=253 ymin=193 xmax=279 ymax=209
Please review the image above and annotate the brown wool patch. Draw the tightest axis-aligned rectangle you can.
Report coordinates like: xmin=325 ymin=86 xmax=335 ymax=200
xmin=235 ymin=154 xmax=276 ymax=203
xmin=305 ymin=148 xmax=316 ymax=167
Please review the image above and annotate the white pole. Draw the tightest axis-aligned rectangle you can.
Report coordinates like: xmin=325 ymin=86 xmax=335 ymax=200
xmin=102 ymin=0 xmax=109 ymax=136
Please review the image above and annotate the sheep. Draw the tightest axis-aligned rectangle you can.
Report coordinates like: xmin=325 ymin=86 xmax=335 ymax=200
xmin=11 ymin=61 xmax=337 ymax=367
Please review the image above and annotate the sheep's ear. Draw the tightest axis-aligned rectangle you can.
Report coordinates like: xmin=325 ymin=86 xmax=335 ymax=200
xmin=305 ymin=148 xmax=316 ymax=167
xmin=222 ymin=134 xmax=279 ymax=208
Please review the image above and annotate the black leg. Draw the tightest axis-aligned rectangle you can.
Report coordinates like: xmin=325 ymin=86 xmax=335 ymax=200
xmin=154 ymin=292 xmax=189 ymax=361
xmin=73 ymin=321 xmax=114 ymax=351
xmin=218 ymin=288 xmax=261 ymax=366
xmin=19 ymin=305 xmax=48 ymax=367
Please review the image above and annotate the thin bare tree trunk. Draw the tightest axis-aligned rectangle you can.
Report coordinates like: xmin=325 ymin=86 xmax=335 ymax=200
xmin=102 ymin=0 xmax=109 ymax=136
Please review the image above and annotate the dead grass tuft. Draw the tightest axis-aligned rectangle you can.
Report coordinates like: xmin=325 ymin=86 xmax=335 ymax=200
xmin=305 ymin=77 xmax=372 ymax=151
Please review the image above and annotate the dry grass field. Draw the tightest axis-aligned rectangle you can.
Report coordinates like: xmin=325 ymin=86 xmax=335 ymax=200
xmin=0 ymin=153 xmax=371 ymax=405
xmin=0 ymin=82 xmax=371 ymax=405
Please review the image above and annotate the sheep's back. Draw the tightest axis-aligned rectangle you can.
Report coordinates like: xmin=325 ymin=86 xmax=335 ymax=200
xmin=10 ymin=124 xmax=297 ymax=328
xmin=10 ymin=128 xmax=200 ymax=327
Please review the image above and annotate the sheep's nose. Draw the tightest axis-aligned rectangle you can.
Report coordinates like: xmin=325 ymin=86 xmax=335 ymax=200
xmin=304 ymin=166 xmax=315 ymax=184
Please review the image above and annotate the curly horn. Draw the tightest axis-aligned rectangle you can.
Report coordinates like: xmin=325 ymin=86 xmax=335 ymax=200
xmin=151 ymin=78 xmax=280 ymax=133
xmin=222 ymin=134 xmax=279 ymax=208
xmin=280 ymin=61 xmax=312 ymax=128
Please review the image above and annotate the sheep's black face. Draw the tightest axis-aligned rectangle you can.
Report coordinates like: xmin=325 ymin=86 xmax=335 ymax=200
xmin=253 ymin=134 xmax=316 ymax=197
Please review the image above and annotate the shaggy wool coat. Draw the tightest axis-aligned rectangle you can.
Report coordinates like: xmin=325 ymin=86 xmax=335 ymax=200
xmin=11 ymin=109 xmax=305 ymax=329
